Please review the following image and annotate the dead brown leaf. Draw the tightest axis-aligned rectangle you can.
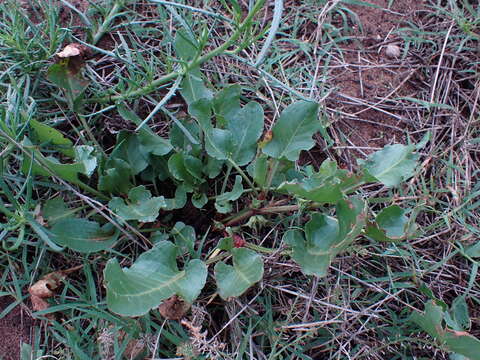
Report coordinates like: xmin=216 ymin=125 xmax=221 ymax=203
xmin=158 ymin=295 xmax=190 ymax=320
xmin=55 ymin=43 xmax=91 ymax=75
xmin=29 ymin=271 xmax=64 ymax=300
xmin=28 ymin=265 xmax=83 ymax=316
xmin=56 ymin=43 xmax=88 ymax=59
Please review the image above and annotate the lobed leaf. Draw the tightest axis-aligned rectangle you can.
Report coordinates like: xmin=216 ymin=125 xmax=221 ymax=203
xmin=98 ymin=158 xmax=133 ymax=194
xmin=105 ymin=241 xmax=207 ymax=316
xmin=286 ymin=198 xmax=366 ymax=277
xmin=278 ymin=159 xmax=362 ymax=203
xmin=365 ymin=205 xmax=413 ymax=242
xmin=109 ymin=186 xmax=165 ymax=223
xmin=215 ymin=175 xmax=244 ymax=214
xmin=214 ymin=248 xmax=264 ymax=299
xmin=412 ymin=300 xmax=480 ymax=359
xmin=21 ymin=138 xmax=96 ymax=185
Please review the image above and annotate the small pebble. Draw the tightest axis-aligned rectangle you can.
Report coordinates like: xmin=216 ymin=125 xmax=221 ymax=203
xmin=385 ymin=44 xmax=401 ymax=59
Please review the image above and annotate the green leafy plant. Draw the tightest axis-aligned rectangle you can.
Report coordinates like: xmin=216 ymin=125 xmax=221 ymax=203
xmin=105 ymin=241 xmax=208 ymax=317
xmin=25 ymin=57 xmax=425 ymax=316
xmin=412 ymin=299 xmax=480 ymax=359
xmin=4 ymin=0 xmax=426 ymax=329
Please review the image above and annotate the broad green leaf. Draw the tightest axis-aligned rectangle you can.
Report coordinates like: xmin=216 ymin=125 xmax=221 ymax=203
xmin=21 ymin=138 xmax=94 ymax=185
xmin=27 ymin=218 xmax=64 ymax=252
xmin=284 ymin=229 xmax=330 ymax=277
xmin=29 ymin=119 xmax=74 ymax=157
xmin=450 ymin=354 xmax=470 ymax=360
xmin=263 ymin=101 xmax=321 ymax=161
xmin=170 ymin=119 xmax=201 ymax=155
xmin=181 ymin=71 xmax=213 ymax=106
xmin=450 ymin=296 xmax=470 ymax=331
xmin=336 ymin=198 xmax=366 ymax=243
xmin=214 ymin=248 xmax=264 ymax=299
xmin=150 ymin=231 xmax=170 ymax=244
xmin=412 ymin=300 xmax=480 ymax=359
xmin=366 ymin=205 xmax=412 ymax=242
xmin=105 ymin=241 xmax=207 ymax=316
xmin=205 ymin=156 xmax=224 ymax=179
xmin=117 ymin=104 xmax=173 ymax=156
xmin=375 ymin=205 xmax=409 ymax=238
xmin=226 ymin=101 xmax=264 ymax=166
xmin=213 ymin=84 xmax=241 ymax=127
xmin=117 ymin=103 xmax=143 ymax=126
xmin=111 ymin=132 xmax=149 ymax=175
xmin=51 ymin=218 xmax=119 ymax=253
xmin=247 ymin=154 xmax=268 ymax=187
xmin=141 ymin=155 xmax=171 ymax=182
xmin=175 ymin=30 xmax=212 ymax=105
xmin=184 ymin=155 xmax=204 ymax=182
xmin=137 ymin=131 xmax=172 ymax=156
xmin=98 ymin=158 xmax=133 ymax=194
xmin=109 ymin=186 xmax=165 ymax=222
xmin=216 ymin=176 xmax=244 ymax=202
xmin=444 ymin=331 xmax=480 ymax=359
xmin=47 ymin=61 xmax=89 ymax=111
xmin=215 ymin=175 xmax=244 ymax=214
xmin=412 ymin=302 xmax=445 ymax=339
xmin=42 ymin=197 xmax=76 ymax=225
xmin=305 ymin=214 xmax=340 ymax=252
xmin=287 ymin=198 xmax=365 ymax=277
xmin=174 ymin=30 xmax=198 ymax=61
xmin=168 ymin=153 xmax=198 ymax=190
xmin=204 ymin=128 xmax=234 ymax=161
xmin=74 ymin=146 xmax=97 ymax=176
xmin=216 ymin=237 xmax=234 ymax=251
xmin=171 ymin=222 xmax=195 ymax=256
xmin=189 ymin=98 xmax=213 ymax=133
xmin=358 ymin=144 xmax=419 ymax=187
xmin=278 ymin=159 xmax=362 ymax=203
xmin=163 ymin=185 xmax=188 ymax=210
xmin=191 ymin=192 xmax=208 ymax=209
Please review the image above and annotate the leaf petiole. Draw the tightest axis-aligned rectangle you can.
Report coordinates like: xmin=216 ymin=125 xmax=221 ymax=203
xmin=228 ymin=159 xmax=259 ymax=196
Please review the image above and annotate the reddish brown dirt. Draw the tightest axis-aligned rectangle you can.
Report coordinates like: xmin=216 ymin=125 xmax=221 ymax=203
xmin=327 ymin=0 xmax=426 ymax=154
xmin=17 ymin=0 xmax=89 ymax=27
xmin=0 ymin=297 xmax=35 ymax=360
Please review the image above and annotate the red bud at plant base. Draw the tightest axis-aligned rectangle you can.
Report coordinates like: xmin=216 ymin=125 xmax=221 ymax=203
xmin=263 ymin=130 xmax=273 ymax=143
xmin=233 ymin=234 xmax=246 ymax=248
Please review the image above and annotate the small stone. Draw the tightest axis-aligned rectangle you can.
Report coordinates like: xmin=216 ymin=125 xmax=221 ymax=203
xmin=385 ymin=44 xmax=401 ymax=59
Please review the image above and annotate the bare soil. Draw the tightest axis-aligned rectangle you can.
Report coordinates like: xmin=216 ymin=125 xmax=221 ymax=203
xmin=0 ymin=297 xmax=35 ymax=360
xmin=328 ymin=0 xmax=426 ymax=154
